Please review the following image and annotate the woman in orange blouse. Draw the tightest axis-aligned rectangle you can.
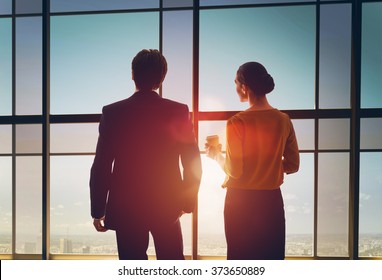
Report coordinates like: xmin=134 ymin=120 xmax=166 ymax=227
xmin=207 ymin=62 xmax=299 ymax=260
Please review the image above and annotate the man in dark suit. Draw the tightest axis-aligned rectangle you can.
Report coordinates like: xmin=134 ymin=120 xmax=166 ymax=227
xmin=90 ymin=49 xmax=202 ymax=260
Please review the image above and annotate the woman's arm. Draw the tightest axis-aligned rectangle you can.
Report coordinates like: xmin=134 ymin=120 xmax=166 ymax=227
xmin=205 ymin=117 xmax=244 ymax=178
xmin=206 ymin=144 xmax=226 ymax=170
xmin=283 ymin=119 xmax=300 ymax=174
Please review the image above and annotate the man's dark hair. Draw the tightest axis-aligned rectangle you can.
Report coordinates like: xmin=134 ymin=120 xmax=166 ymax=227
xmin=132 ymin=49 xmax=167 ymax=91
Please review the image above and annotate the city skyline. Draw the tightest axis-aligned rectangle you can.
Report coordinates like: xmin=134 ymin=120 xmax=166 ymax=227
xmin=1 ymin=233 xmax=381 ymax=258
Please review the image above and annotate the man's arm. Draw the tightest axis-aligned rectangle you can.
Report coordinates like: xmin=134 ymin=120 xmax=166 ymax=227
xmin=179 ymin=106 xmax=202 ymax=213
xmin=89 ymin=109 xmax=115 ymax=225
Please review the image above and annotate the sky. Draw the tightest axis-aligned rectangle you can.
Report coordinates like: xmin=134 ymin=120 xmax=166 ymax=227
xmin=0 ymin=18 xmax=12 ymax=115
xmin=0 ymin=2 xmax=381 ymax=255
xmin=199 ymin=6 xmax=315 ymax=111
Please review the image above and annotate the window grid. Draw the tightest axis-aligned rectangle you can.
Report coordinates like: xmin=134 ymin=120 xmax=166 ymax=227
xmin=0 ymin=0 xmax=381 ymax=260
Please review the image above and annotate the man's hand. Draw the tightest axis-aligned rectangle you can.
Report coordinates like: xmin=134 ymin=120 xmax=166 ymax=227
xmin=93 ymin=216 xmax=108 ymax=232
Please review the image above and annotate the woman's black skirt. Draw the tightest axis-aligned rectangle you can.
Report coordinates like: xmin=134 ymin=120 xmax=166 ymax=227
xmin=224 ymin=187 xmax=285 ymax=260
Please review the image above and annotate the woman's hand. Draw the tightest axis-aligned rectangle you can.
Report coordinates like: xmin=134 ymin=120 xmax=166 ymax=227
xmin=205 ymin=143 xmax=222 ymax=160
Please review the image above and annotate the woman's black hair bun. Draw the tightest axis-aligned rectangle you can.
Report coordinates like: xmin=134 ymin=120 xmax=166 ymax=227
xmin=237 ymin=62 xmax=275 ymax=95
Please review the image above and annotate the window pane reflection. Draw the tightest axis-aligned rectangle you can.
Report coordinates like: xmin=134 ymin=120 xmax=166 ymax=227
xmin=292 ymin=119 xmax=314 ymax=151
xmin=319 ymin=4 xmax=351 ymax=109
xmin=0 ymin=18 xmax=12 ymax=115
xmin=51 ymin=13 xmax=159 ymax=114
xmin=0 ymin=0 xmax=12 ymax=14
xmin=162 ymin=11 xmax=193 ymax=108
xmin=282 ymin=153 xmax=314 ymax=256
xmin=0 ymin=125 xmax=12 ymax=154
xmin=50 ymin=123 xmax=98 ymax=154
xmin=319 ymin=119 xmax=350 ymax=150
xmin=16 ymin=0 xmax=42 ymax=14
xmin=16 ymin=156 xmax=42 ymax=254
xmin=360 ymin=118 xmax=382 ymax=150
xmin=16 ymin=17 xmax=42 ymax=115
xmin=361 ymin=3 xmax=382 ymax=108
xmin=164 ymin=0 xmax=193 ymax=8
xmin=318 ymin=153 xmax=349 ymax=257
xmin=359 ymin=152 xmax=382 ymax=257
xmin=16 ymin=124 xmax=42 ymax=154
xmin=50 ymin=0 xmax=159 ymax=13
xmin=200 ymin=6 xmax=315 ymax=111
xmin=0 ymin=157 xmax=12 ymax=254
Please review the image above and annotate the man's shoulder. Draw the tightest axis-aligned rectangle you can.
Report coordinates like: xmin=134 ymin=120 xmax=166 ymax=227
xmin=101 ymin=94 xmax=189 ymax=117
xmin=102 ymin=95 xmax=135 ymax=114
xmin=161 ymin=97 xmax=189 ymax=111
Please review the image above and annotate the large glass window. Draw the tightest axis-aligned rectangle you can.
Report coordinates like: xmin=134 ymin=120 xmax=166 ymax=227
xmin=0 ymin=0 xmax=381 ymax=260
xmin=50 ymin=12 xmax=159 ymax=115
xmin=361 ymin=3 xmax=382 ymax=109
xmin=199 ymin=6 xmax=315 ymax=111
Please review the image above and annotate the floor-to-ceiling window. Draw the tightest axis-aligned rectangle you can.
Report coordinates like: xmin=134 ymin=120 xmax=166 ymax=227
xmin=359 ymin=1 xmax=382 ymax=258
xmin=0 ymin=0 xmax=381 ymax=260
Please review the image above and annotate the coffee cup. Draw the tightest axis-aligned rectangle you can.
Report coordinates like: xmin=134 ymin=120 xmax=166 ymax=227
xmin=206 ymin=135 xmax=219 ymax=147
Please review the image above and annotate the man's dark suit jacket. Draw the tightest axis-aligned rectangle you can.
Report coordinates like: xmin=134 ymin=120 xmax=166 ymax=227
xmin=90 ymin=91 xmax=202 ymax=230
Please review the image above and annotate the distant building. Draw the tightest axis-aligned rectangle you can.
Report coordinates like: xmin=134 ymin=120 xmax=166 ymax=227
xmin=60 ymin=238 xmax=73 ymax=254
xmin=82 ymin=246 xmax=91 ymax=254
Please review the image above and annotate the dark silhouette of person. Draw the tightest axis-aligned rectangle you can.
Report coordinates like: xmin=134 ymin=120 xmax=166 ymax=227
xmin=206 ymin=62 xmax=299 ymax=260
xmin=90 ymin=49 xmax=202 ymax=260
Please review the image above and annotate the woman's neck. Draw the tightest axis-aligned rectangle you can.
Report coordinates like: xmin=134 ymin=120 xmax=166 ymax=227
xmin=248 ymin=94 xmax=274 ymax=111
